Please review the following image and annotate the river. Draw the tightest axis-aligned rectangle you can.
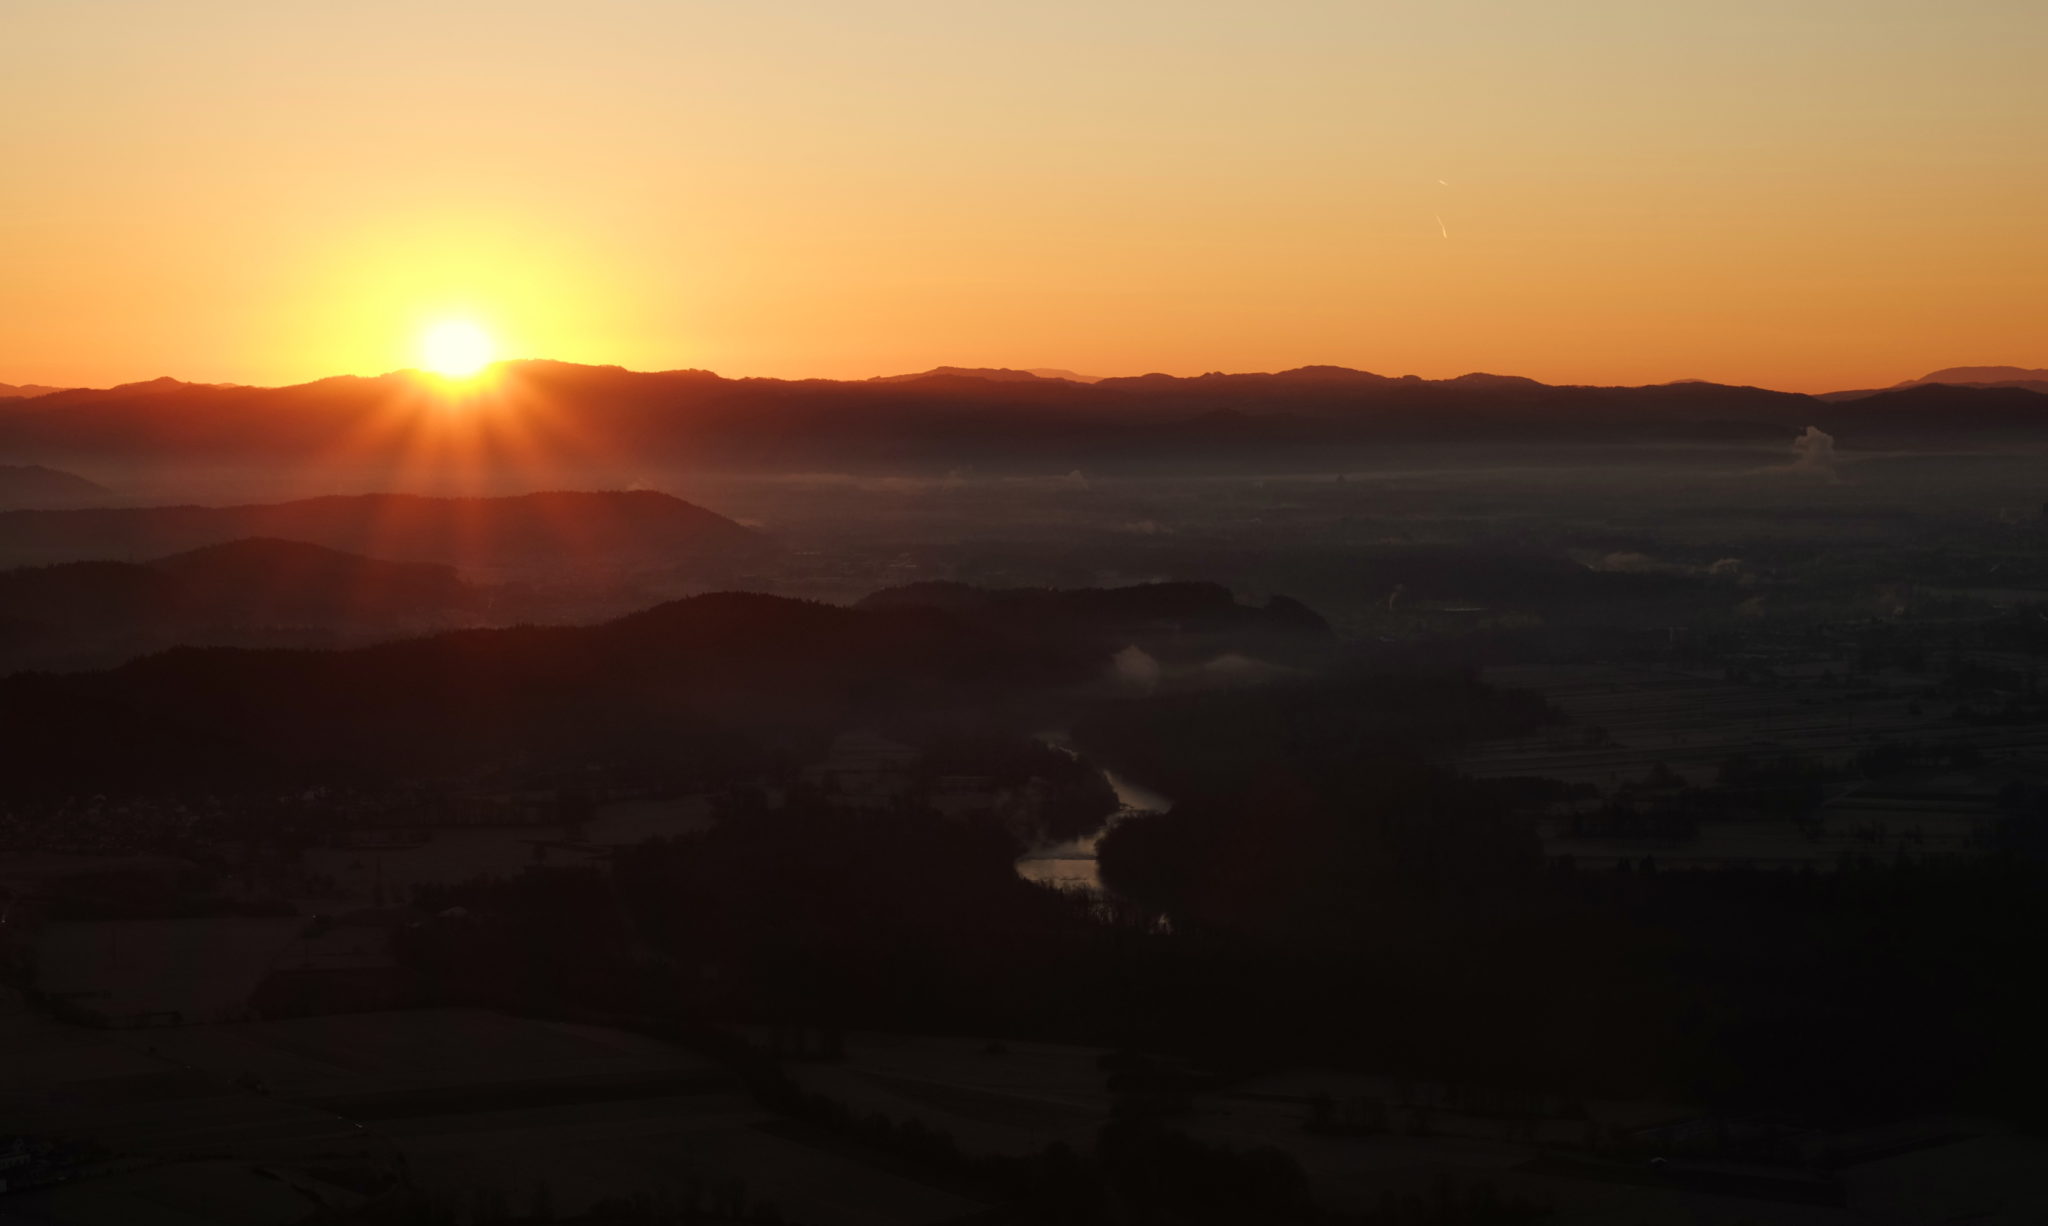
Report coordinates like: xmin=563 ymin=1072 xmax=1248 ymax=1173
xmin=1014 ymin=752 xmax=1172 ymax=894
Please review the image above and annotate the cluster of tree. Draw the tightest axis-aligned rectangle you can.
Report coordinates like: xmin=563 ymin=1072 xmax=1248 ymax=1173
xmin=374 ymin=758 xmax=2048 ymax=1222
xmin=1072 ymin=667 xmax=1557 ymax=800
xmin=914 ymin=730 xmax=1119 ymax=841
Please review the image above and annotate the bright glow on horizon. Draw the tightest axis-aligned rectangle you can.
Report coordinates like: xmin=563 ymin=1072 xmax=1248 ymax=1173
xmin=4 ymin=2 xmax=2045 ymax=393
xmin=420 ymin=320 xmax=495 ymax=379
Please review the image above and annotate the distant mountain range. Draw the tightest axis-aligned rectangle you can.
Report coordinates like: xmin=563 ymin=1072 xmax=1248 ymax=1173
xmin=0 ymin=489 xmax=764 ymax=569
xmin=1 ymin=362 xmax=2041 ymax=474
xmin=0 ymin=382 xmax=71 ymax=400
xmin=1817 ymin=365 xmax=2048 ymax=401
xmin=10 ymin=375 xmax=241 ymax=403
xmin=872 ymin=366 xmax=1107 ymax=384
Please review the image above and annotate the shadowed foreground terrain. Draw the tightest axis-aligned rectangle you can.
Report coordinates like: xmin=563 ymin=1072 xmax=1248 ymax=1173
xmin=6 ymin=416 xmax=2048 ymax=1222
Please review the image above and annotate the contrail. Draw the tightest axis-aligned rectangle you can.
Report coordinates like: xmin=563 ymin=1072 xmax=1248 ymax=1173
xmin=1435 ymin=212 xmax=1448 ymax=239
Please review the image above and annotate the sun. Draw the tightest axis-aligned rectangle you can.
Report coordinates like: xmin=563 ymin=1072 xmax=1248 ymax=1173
xmin=420 ymin=319 xmax=496 ymax=378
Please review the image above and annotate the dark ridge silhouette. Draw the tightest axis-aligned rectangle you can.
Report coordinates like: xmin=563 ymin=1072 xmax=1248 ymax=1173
xmin=0 ymin=584 xmax=1325 ymax=791
xmin=25 ymin=375 xmax=241 ymax=405
xmin=151 ymin=538 xmax=474 ymax=619
xmin=6 ymin=355 xmax=2035 ymax=477
xmin=0 ymin=463 xmax=110 ymax=509
xmin=0 ymin=488 xmax=765 ymax=569
xmin=0 ymin=382 xmax=71 ymax=400
xmin=1818 ymin=364 xmax=2048 ymax=401
xmin=1908 ymin=364 xmax=2048 ymax=388
xmin=1811 ymin=382 xmax=2048 ymax=429
xmin=0 ymin=358 xmax=1910 ymax=476
xmin=0 ymin=539 xmax=483 ymax=673
xmin=870 ymin=366 xmax=1085 ymax=383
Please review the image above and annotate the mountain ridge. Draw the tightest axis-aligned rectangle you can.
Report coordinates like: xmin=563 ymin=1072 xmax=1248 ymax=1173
xmin=0 ymin=464 xmax=110 ymax=509
xmin=0 ymin=382 xmax=72 ymax=399
xmin=2 ymin=361 xmax=2042 ymax=474
xmin=0 ymin=488 xmax=765 ymax=569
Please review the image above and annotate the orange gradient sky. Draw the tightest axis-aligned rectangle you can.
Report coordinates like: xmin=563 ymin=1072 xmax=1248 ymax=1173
xmin=4 ymin=1 xmax=2044 ymax=392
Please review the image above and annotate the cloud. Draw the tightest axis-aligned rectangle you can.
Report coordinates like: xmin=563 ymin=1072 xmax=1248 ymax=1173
xmin=1110 ymin=645 xmax=1160 ymax=692
xmin=1786 ymin=425 xmax=1839 ymax=480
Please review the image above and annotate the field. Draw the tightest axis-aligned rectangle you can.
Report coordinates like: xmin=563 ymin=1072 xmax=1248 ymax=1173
xmin=101 ymin=1009 xmax=984 ymax=1224
xmin=6 ymin=997 xmax=993 ymax=1225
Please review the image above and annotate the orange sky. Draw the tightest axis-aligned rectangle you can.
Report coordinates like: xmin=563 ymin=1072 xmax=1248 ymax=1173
xmin=4 ymin=1 xmax=2043 ymax=393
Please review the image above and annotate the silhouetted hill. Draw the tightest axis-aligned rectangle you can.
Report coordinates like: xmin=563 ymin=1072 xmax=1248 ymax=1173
xmin=1911 ymin=364 xmax=2048 ymax=388
xmin=0 ymin=464 xmax=110 ymax=509
xmin=1813 ymin=383 xmax=2048 ymax=429
xmin=871 ymin=366 xmax=1079 ymax=383
xmin=0 ymin=382 xmax=70 ymax=400
xmin=0 ymin=540 xmax=471 ymax=625
xmin=0 ymin=489 xmax=765 ymax=569
xmin=0 ymin=560 xmax=182 ymax=627
xmin=29 ymin=375 xmax=240 ymax=405
xmin=0 ymin=362 xmax=1805 ymax=475
xmin=1819 ymin=365 xmax=2048 ymax=401
xmin=0 ymin=539 xmax=485 ymax=673
xmin=152 ymin=539 xmax=474 ymax=621
xmin=0 ymin=583 xmax=1328 ymax=790
xmin=10 ymin=360 xmax=2048 ymax=477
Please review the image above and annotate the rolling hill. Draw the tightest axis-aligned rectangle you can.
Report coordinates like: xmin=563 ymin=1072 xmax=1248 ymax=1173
xmin=0 ymin=583 xmax=1333 ymax=790
xmin=0 ymin=539 xmax=487 ymax=673
xmin=0 ymin=464 xmax=111 ymax=509
xmin=0 ymin=489 xmax=766 ymax=569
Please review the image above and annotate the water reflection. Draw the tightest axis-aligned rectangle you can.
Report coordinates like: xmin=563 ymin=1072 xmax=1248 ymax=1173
xmin=1016 ymin=767 xmax=1169 ymax=894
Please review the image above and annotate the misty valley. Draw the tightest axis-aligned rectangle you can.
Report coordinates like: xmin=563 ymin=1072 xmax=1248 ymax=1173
xmin=6 ymin=366 xmax=2048 ymax=1224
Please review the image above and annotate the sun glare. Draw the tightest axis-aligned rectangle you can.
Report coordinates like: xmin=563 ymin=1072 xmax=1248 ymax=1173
xmin=420 ymin=320 xmax=495 ymax=378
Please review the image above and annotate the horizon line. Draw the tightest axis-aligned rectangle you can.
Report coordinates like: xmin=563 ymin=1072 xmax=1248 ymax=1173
xmin=10 ymin=357 xmax=2044 ymax=401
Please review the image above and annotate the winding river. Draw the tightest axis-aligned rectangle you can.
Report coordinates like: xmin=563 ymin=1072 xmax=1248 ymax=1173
xmin=1014 ymin=745 xmax=1172 ymax=893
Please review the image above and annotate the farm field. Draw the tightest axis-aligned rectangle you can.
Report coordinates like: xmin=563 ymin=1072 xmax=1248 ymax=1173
xmin=92 ymin=1009 xmax=983 ymax=1225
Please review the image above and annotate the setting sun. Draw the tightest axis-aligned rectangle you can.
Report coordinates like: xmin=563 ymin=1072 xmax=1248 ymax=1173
xmin=420 ymin=320 xmax=495 ymax=378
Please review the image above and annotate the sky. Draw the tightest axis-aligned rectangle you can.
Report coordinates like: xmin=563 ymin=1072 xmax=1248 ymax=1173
xmin=3 ymin=0 xmax=2043 ymax=392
